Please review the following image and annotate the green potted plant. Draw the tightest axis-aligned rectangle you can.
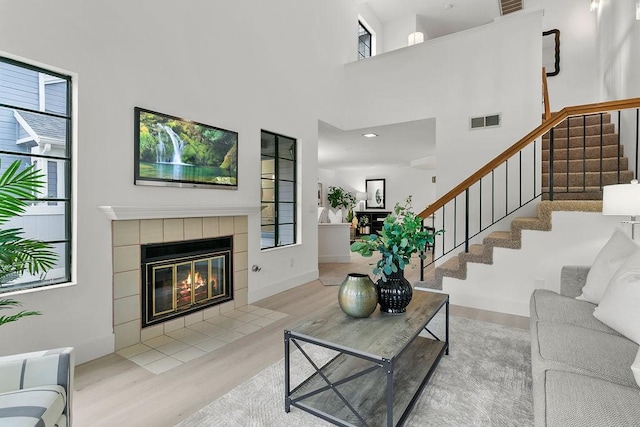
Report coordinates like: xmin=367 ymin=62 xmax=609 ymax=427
xmin=350 ymin=196 xmax=441 ymax=313
xmin=0 ymin=160 xmax=57 ymax=325
xmin=327 ymin=186 xmax=356 ymax=222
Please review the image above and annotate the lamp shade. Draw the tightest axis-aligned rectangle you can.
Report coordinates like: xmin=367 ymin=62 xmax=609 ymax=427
xmin=356 ymin=192 xmax=367 ymax=201
xmin=407 ymin=32 xmax=424 ymax=46
xmin=602 ymin=180 xmax=640 ymax=215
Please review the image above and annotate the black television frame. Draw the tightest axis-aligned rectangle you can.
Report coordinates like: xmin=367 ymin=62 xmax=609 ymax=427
xmin=134 ymin=107 xmax=238 ymax=190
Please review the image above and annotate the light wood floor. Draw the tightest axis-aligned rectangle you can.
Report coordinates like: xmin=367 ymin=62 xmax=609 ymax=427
xmin=74 ymin=278 xmax=529 ymax=427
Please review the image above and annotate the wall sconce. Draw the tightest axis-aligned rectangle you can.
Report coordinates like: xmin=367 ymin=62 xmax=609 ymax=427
xmin=408 ymin=32 xmax=424 ymax=46
xmin=602 ymin=180 xmax=640 ymax=239
xmin=590 ymin=0 xmax=599 ymax=11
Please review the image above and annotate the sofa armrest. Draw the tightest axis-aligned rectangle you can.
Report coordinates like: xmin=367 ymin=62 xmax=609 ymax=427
xmin=0 ymin=347 xmax=74 ymax=420
xmin=560 ymin=265 xmax=590 ymax=298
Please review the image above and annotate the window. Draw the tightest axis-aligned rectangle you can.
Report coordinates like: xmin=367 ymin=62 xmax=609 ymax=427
xmin=260 ymin=130 xmax=297 ymax=249
xmin=0 ymin=56 xmax=72 ymax=293
xmin=358 ymin=21 xmax=372 ymax=60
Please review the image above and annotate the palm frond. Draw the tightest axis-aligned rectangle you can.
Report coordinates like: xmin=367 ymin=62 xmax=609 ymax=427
xmin=0 ymin=160 xmax=45 ymax=225
xmin=0 ymin=298 xmax=41 ymax=326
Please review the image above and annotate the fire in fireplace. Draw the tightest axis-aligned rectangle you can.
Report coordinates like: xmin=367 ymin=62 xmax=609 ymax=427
xmin=141 ymin=237 xmax=233 ymax=328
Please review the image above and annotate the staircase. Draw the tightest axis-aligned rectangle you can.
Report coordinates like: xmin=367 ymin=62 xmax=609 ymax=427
xmin=417 ymin=200 xmax=602 ymax=290
xmin=418 ymin=113 xmax=636 ymax=291
xmin=542 ymin=113 xmax=634 ymax=200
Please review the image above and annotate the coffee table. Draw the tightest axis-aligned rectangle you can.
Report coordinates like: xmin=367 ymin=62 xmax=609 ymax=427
xmin=284 ymin=289 xmax=449 ymax=426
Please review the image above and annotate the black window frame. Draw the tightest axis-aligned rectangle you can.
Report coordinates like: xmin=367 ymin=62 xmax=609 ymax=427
xmin=358 ymin=21 xmax=372 ymax=60
xmin=0 ymin=56 xmax=72 ymax=293
xmin=260 ymin=130 xmax=297 ymax=250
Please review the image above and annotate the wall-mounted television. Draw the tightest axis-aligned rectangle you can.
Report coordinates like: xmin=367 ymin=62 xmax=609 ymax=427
xmin=134 ymin=107 xmax=238 ymax=189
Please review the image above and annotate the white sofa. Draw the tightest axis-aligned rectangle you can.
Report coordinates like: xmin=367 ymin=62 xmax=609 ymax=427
xmin=0 ymin=347 xmax=74 ymax=426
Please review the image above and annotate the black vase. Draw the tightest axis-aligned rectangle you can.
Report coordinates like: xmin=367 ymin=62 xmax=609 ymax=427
xmin=377 ymin=268 xmax=413 ymax=314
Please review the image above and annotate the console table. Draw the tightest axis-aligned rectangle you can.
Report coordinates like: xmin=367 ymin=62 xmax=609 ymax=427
xmin=354 ymin=210 xmax=390 ymax=237
xmin=284 ymin=290 xmax=449 ymax=426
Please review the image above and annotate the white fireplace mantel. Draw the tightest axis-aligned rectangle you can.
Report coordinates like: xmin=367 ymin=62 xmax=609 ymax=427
xmin=99 ymin=205 xmax=261 ymax=221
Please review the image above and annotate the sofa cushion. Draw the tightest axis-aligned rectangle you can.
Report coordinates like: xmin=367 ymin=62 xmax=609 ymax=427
xmin=327 ymin=208 xmax=342 ymax=224
xmin=0 ymin=385 xmax=66 ymax=427
xmin=532 ymin=321 xmax=639 ymax=388
xmin=577 ymin=228 xmax=639 ymax=304
xmin=544 ymin=370 xmax=640 ymax=427
xmin=632 ymin=348 xmax=640 ymax=388
xmin=593 ymin=248 xmax=640 ymax=345
xmin=530 ymin=289 xmax=619 ymax=335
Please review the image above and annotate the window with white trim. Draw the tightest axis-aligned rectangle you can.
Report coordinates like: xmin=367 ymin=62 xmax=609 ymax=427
xmin=0 ymin=56 xmax=72 ymax=293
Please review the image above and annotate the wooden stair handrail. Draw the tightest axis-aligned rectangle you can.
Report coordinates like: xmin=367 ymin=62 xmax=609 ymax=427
xmin=542 ymin=67 xmax=550 ymax=121
xmin=419 ymin=97 xmax=640 ymax=219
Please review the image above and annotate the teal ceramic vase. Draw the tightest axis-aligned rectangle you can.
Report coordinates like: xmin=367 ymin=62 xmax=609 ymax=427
xmin=338 ymin=273 xmax=378 ymax=318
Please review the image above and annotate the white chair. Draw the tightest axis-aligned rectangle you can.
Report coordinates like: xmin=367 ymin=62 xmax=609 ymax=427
xmin=0 ymin=347 xmax=74 ymax=426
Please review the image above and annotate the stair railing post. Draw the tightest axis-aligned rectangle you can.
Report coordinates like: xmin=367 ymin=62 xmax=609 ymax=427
xmin=549 ymin=128 xmax=555 ymax=200
xmin=465 ymin=188 xmax=470 ymax=253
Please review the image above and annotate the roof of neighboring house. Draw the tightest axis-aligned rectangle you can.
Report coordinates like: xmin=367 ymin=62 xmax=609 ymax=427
xmin=15 ymin=110 xmax=66 ymax=142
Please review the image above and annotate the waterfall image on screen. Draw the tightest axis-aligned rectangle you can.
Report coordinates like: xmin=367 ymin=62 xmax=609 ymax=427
xmin=134 ymin=107 xmax=238 ymax=189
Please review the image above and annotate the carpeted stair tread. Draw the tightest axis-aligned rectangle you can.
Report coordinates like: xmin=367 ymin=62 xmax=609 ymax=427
xmin=541 ymin=133 xmax=619 ymax=149
xmin=482 ymin=231 xmax=520 ymax=249
xmin=542 ymin=157 xmax=628 ymax=173
xmin=542 ymin=170 xmax=634 ymax=187
xmin=551 ymin=113 xmax=611 ymax=127
xmin=542 ymin=191 xmax=603 ymax=200
xmin=542 ymin=144 xmax=623 ymax=161
xmin=512 ymin=217 xmax=549 ymax=231
xmin=542 ymin=123 xmax=615 ymax=138
xmin=458 ymin=244 xmax=491 ymax=265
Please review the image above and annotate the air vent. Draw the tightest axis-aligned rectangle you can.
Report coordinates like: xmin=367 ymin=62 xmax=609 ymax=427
xmin=470 ymin=113 xmax=501 ymax=130
xmin=500 ymin=0 xmax=523 ymax=15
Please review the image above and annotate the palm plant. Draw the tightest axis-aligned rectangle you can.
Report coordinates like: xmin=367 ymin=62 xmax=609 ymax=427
xmin=0 ymin=159 xmax=57 ymax=324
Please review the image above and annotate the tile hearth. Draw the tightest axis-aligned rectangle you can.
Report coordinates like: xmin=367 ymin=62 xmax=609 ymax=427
xmin=117 ymin=305 xmax=288 ymax=374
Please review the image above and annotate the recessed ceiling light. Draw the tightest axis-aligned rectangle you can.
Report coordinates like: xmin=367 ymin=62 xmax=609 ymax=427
xmin=362 ymin=133 xmax=378 ymax=138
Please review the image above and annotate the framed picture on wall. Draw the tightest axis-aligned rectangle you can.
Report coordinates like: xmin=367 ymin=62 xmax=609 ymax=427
xmin=318 ymin=182 xmax=323 ymax=206
xmin=365 ymin=178 xmax=385 ymax=209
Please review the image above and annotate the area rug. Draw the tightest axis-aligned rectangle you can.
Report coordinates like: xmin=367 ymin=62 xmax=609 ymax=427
xmin=176 ymin=315 xmax=533 ymax=426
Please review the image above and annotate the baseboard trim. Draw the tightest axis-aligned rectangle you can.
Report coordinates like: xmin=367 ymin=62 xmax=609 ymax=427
xmin=75 ymin=333 xmax=115 ymax=365
xmin=249 ymin=269 xmax=319 ymax=303
xmin=319 ymin=255 xmax=351 ymax=263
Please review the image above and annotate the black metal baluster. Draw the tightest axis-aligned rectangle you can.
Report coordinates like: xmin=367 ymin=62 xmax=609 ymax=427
xmin=519 ymin=151 xmax=522 ymax=207
xmin=583 ymin=116 xmax=587 ymax=191
xmin=600 ymin=112 xmax=604 ymax=190
xmin=634 ymin=108 xmax=640 ymax=179
xmin=549 ymin=128 xmax=555 ymax=200
xmin=566 ymin=117 xmax=570 ymax=193
xmin=617 ymin=111 xmax=621 ymax=183
xmin=465 ymin=189 xmax=470 ymax=253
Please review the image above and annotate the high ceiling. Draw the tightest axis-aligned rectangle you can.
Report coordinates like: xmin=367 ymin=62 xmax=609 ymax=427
xmin=360 ymin=0 xmax=501 ymax=39
xmin=318 ymin=119 xmax=436 ymax=171
xmin=319 ymin=0 xmax=505 ymax=171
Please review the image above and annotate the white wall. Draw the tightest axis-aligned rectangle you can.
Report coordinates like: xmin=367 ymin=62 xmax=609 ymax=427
xmin=342 ymin=11 xmax=543 ymax=199
xmin=443 ymin=211 xmax=624 ymax=316
xmin=0 ymin=0 xmax=355 ymax=363
xmin=526 ymin=0 xmax=599 ymax=110
xmin=596 ymin=0 xmax=640 ymax=101
xmin=319 ymin=166 xmax=436 ymax=214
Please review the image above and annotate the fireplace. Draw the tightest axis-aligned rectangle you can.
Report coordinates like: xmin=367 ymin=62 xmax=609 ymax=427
xmin=141 ymin=236 xmax=233 ymax=328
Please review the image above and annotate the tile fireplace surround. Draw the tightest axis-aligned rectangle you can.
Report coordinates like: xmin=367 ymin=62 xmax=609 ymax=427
xmin=111 ymin=215 xmax=249 ymax=351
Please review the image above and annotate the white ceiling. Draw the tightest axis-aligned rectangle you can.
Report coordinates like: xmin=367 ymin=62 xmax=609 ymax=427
xmin=360 ymin=0 xmax=500 ymax=39
xmin=319 ymin=0 xmax=502 ymax=171
xmin=318 ymin=119 xmax=436 ymax=171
